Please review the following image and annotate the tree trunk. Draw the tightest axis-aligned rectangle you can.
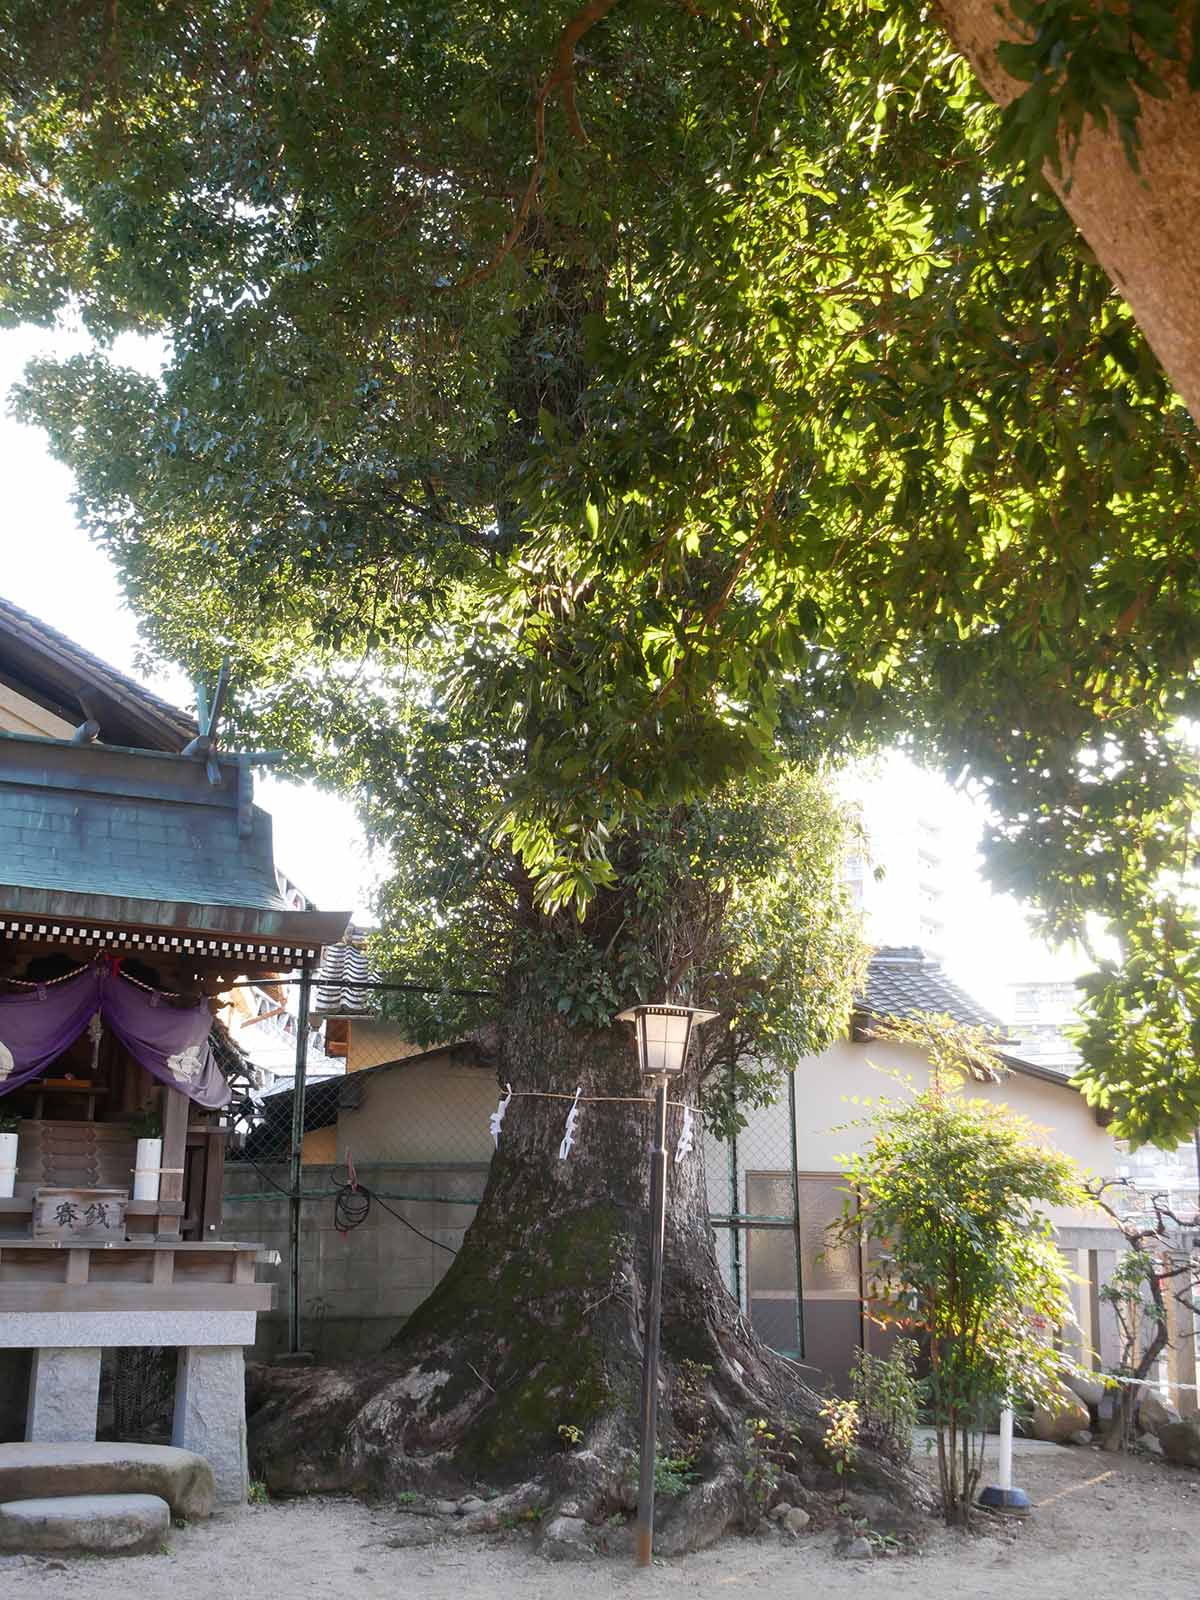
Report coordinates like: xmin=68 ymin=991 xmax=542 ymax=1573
xmin=935 ymin=0 xmax=1200 ymax=422
xmin=246 ymin=1006 xmax=924 ymax=1545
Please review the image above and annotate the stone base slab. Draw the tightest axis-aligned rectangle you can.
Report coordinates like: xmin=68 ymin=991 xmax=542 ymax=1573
xmin=0 ymin=1443 xmax=213 ymax=1521
xmin=0 ymin=1493 xmax=170 ymax=1556
xmin=0 ymin=1310 xmax=257 ymax=1349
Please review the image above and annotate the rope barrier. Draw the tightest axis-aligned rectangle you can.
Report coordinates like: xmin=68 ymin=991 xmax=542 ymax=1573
xmin=1 ymin=962 xmax=92 ymax=989
xmin=1105 ymin=1372 xmax=1200 ymax=1393
xmin=1 ymin=958 xmax=193 ymax=1001
xmin=503 ymin=1088 xmax=703 ymax=1113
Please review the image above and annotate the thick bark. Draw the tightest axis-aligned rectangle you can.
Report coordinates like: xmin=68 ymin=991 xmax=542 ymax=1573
xmin=936 ymin=0 xmax=1200 ymax=422
xmin=247 ymin=1008 xmax=925 ymax=1544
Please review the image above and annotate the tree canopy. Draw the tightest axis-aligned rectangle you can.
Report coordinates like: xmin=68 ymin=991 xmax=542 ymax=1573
xmin=361 ymin=680 xmax=866 ymax=1135
xmin=2 ymin=2 xmax=1200 ymax=1143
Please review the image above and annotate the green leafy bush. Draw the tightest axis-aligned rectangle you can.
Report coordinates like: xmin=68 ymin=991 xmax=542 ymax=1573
xmin=833 ymin=1016 xmax=1087 ymax=1524
xmin=652 ymin=1453 xmax=700 ymax=1499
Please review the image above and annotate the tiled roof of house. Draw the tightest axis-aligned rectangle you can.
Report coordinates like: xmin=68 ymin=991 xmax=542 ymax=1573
xmin=0 ymin=595 xmax=196 ymax=752
xmin=312 ymin=928 xmax=376 ymax=1017
xmin=312 ymin=938 xmax=1008 ymax=1036
xmin=858 ymin=946 xmax=1008 ymax=1035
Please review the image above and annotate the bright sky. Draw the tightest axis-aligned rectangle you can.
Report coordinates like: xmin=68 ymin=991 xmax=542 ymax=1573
xmin=0 ymin=325 xmax=1082 ymax=1018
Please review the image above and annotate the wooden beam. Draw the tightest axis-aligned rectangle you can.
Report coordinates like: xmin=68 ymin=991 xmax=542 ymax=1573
xmin=65 ymin=1249 xmax=90 ymax=1285
xmin=200 ymin=1127 xmax=225 ymax=1240
xmin=0 ymin=1237 xmax=263 ymax=1252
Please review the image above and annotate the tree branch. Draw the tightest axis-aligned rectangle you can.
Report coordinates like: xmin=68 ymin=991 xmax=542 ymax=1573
xmin=449 ymin=0 xmax=623 ymax=292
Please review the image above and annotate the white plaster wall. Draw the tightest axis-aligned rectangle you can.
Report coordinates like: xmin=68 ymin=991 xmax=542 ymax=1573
xmin=735 ymin=1037 xmax=1117 ymax=1227
xmin=346 ymin=1020 xmax=442 ymax=1073
xmin=337 ymin=1056 xmax=498 ymax=1166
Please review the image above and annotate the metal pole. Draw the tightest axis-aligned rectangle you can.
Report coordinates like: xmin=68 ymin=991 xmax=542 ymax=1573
xmin=728 ymin=1063 xmax=741 ymax=1306
xmin=287 ymin=965 xmax=312 ymax=1355
xmin=787 ymin=1070 xmax=806 ymax=1360
xmin=636 ymin=1075 xmax=670 ymax=1569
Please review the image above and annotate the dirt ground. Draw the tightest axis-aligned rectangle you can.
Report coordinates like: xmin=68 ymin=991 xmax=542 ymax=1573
xmin=5 ymin=1442 xmax=1198 ymax=1600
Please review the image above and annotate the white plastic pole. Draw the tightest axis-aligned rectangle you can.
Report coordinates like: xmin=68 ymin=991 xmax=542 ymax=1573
xmin=133 ymin=1137 xmax=163 ymax=1202
xmin=0 ymin=1131 xmax=17 ymax=1199
xmin=997 ymin=1405 xmax=1014 ymax=1492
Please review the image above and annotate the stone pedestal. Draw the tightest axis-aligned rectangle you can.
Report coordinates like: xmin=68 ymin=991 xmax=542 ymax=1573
xmin=1165 ymin=1254 xmax=1199 ymax=1417
xmin=171 ymin=1345 xmax=248 ymax=1505
xmin=25 ymin=1347 xmax=101 ymax=1443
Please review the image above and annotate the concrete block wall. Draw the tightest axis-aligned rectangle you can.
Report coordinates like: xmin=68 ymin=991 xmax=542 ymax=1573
xmin=223 ymin=1162 xmax=488 ymax=1360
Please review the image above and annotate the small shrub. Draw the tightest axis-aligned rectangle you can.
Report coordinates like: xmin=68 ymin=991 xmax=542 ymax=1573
xmin=557 ymin=1422 xmax=584 ymax=1449
xmin=247 ymin=1480 xmax=269 ymax=1505
xmin=674 ymin=1361 xmax=714 ymax=1462
xmin=833 ymin=1018 xmax=1087 ymax=1525
xmin=500 ymin=1504 xmax=547 ymax=1530
xmin=395 ymin=1490 xmax=419 ymax=1505
xmin=849 ymin=1339 xmax=924 ymax=1460
xmin=741 ymin=1417 xmax=780 ymax=1513
xmin=820 ymin=1395 xmax=860 ymax=1497
xmin=652 ymin=1452 xmax=699 ymax=1498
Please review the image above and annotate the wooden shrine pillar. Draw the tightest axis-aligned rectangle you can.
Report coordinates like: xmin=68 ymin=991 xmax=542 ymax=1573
xmin=157 ymin=1087 xmax=189 ymax=1239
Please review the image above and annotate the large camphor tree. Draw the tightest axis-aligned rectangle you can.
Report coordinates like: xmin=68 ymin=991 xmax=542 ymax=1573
xmin=2 ymin=0 xmax=1199 ymax=1519
xmin=258 ymin=691 xmax=872 ymax=1520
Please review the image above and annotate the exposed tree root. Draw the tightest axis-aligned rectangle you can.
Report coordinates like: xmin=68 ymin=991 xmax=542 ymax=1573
xmin=246 ymin=1328 xmax=929 ymax=1557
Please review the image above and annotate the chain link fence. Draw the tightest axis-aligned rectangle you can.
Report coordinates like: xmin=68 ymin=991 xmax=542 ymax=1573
xmin=703 ymin=1073 xmax=865 ymax=1393
xmin=704 ymin=1075 xmax=805 ymax=1361
xmin=223 ymin=981 xmax=497 ymax=1359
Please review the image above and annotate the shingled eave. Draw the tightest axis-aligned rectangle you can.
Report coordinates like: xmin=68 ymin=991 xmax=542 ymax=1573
xmin=0 ymin=882 xmax=349 ymax=948
xmin=0 ymin=595 xmax=196 ymax=752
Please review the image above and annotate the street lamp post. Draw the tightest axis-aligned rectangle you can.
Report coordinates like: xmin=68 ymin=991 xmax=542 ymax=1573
xmin=617 ymin=1001 xmax=718 ymax=1570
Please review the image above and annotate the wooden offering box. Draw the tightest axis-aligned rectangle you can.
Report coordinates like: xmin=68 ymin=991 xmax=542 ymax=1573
xmin=31 ymin=1186 xmax=128 ymax=1243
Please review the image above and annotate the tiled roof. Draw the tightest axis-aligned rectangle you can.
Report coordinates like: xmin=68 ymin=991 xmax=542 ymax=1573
xmin=312 ymin=929 xmax=378 ymax=1018
xmin=0 ymin=595 xmax=195 ymax=752
xmin=310 ymin=938 xmax=1007 ymax=1038
xmin=858 ymin=946 xmax=1007 ymax=1035
xmin=0 ymin=731 xmax=349 ymax=948
xmin=210 ymin=1017 xmax=260 ymax=1093
xmin=0 ymin=735 xmax=289 ymax=910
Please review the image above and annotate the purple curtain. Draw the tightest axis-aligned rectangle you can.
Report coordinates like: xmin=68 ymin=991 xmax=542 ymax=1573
xmin=0 ymin=963 xmax=231 ymax=1110
xmin=0 ymin=967 xmax=100 ymax=1091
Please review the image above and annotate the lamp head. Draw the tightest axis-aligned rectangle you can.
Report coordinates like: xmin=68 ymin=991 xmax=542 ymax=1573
xmin=616 ymin=1001 xmax=719 ymax=1079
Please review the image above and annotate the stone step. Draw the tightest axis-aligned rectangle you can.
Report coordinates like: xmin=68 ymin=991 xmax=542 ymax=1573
xmin=0 ymin=1443 xmax=213 ymax=1520
xmin=0 ymin=1493 xmax=170 ymax=1556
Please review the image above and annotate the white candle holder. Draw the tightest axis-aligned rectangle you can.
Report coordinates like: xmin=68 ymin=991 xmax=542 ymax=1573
xmin=132 ymin=1137 xmax=163 ymax=1203
xmin=0 ymin=1130 xmax=17 ymax=1200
